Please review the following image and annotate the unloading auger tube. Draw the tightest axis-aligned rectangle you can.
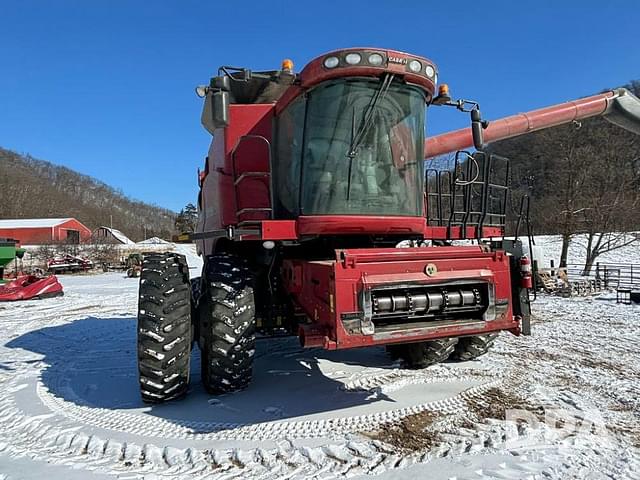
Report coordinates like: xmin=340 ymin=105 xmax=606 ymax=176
xmin=425 ymin=88 xmax=640 ymax=158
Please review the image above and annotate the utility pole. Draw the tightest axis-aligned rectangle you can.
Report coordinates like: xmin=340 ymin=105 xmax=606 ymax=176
xmin=110 ymin=214 xmax=113 ymax=230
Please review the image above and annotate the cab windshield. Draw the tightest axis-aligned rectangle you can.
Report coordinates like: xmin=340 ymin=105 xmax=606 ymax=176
xmin=301 ymin=79 xmax=425 ymax=216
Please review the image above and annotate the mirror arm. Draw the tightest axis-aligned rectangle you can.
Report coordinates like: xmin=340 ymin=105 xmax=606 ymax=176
xmin=431 ymin=96 xmax=489 ymax=150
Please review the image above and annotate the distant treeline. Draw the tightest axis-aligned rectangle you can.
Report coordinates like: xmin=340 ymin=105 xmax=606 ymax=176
xmin=0 ymin=148 xmax=176 ymax=241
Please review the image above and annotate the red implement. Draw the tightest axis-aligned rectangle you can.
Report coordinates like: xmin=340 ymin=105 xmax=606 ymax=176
xmin=0 ymin=275 xmax=64 ymax=302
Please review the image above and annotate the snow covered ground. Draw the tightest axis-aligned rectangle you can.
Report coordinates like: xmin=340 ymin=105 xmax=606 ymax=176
xmin=0 ymin=242 xmax=639 ymax=479
xmin=533 ymin=233 xmax=639 ymax=268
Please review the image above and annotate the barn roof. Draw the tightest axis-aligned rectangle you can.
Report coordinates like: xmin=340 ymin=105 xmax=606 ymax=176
xmin=0 ymin=218 xmax=74 ymax=228
xmin=96 ymin=226 xmax=135 ymax=245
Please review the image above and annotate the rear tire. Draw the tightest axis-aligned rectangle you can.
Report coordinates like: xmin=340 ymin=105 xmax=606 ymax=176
xmin=388 ymin=338 xmax=458 ymax=369
xmin=137 ymin=252 xmax=192 ymax=403
xmin=450 ymin=333 xmax=498 ymax=361
xmin=200 ymin=254 xmax=256 ymax=394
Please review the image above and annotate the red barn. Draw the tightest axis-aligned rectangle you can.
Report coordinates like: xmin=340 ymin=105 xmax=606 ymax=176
xmin=0 ymin=218 xmax=92 ymax=245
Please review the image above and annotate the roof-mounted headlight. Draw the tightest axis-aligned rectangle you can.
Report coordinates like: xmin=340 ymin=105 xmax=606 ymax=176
xmin=345 ymin=52 xmax=362 ymax=65
xmin=408 ymin=60 xmax=422 ymax=73
xmin=323 ymin=56 xmax=339 ymax=69
xmin=425 ymin=65 xmax=435 ymax=79
xmin=368 ymin=53 xmax=384 ymax=66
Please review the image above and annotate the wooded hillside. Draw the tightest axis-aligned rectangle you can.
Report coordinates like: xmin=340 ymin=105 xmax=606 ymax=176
xmin=0 ymin=148 xmax=176 ymax=241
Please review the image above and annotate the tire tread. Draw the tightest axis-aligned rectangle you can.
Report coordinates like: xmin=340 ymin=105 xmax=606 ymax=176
xmin=137 ymin=252 xmax=192 ymax=403
xmin=201 ymin=254 xmax=256 ymax=394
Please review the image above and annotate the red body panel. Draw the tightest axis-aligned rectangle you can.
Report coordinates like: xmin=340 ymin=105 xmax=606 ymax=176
xmin=198 ymin=104 xmax=274 ymax=253
xmin=240 ymin=219 xmax=504 ymax=241
xmin=297 ymin=216 xmax=426 ymax=236
xmin=0 ymin=275 xmax=64 ymax=301
xmin=282 ymin=246 xmax=519 ymax=350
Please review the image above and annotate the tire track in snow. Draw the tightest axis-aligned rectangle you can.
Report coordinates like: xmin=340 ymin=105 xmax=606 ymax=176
xmin=34 ymin=378 xmax=499 ymax=441
xmin=3 ymin=271 xmax=640 ymax=479
xmin=0 ymin=375 xmax=499 ymax=478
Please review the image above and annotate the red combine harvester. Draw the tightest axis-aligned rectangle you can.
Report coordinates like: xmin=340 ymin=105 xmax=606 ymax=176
xmin=136 ymin=48 xmax=640 ymax=402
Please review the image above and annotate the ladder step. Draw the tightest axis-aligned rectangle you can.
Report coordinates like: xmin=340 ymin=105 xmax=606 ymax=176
xmin=237 ymin=207 xmax=272 ymax=215
xmin=234 ymin=172 xmax=270 ymax=186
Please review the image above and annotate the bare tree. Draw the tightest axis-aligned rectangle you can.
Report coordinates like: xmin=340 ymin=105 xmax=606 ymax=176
xmin=490 ymin=87 xmax=640 ymax=272
xmin=570 ymin=121 xmax=640 ymax=274
xmin=517 ymin=125 xmax=594 ymax=267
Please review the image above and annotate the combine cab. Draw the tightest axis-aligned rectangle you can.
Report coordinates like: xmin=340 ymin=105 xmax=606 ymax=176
xmin=136 ymin=48 xmax=640 ymax=402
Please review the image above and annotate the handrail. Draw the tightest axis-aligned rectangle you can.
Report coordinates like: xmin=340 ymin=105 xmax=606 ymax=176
xmin=230 ymin=134 xmax=274 ymax=220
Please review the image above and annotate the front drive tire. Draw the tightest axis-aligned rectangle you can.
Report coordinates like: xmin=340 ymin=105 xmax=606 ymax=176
xmin=200 ymin=254 xmax=256 ymax=394
xmin=387 ymin=338 xmax=458 ymax=369
xmin=137 ymin=252 xmax=192 ymax=403
xmin=450 ymin=333 xmax=498 ymax=361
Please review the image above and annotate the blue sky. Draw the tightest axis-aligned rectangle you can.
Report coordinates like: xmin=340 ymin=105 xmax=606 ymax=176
xmin=1 ymin=0 xmax=638 ymax=212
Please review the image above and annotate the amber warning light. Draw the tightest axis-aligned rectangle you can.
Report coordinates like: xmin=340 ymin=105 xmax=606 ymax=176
xmin=433 ymin=83 xmax=452 ymax=105
xmin=281 ymin=59 xmax=294 ymax=73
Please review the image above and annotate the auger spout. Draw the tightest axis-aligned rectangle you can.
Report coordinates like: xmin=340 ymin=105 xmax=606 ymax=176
xmin=425 ymin=88 xmax=640 ymax=158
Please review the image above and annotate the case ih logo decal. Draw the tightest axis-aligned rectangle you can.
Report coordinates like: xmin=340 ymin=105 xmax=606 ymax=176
xmin=388 ymin=56 xmax=407 ymax=65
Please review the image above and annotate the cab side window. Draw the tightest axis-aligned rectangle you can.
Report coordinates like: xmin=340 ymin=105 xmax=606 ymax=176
xmin=274 ymin=98 xmax=305 ymax=218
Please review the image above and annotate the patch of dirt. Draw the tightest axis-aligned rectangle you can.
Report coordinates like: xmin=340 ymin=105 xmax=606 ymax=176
xmin=528 ymin=349 xmax=568 ymax=364
xmin=607 ymin=422 xmax=640 ymax=448
xmin=496 ymin=348 xmax=570 ymax=366
xmin=577 ymin=355 xmax=626 ymax=374
xmin=363 ymin=410 xmax=439 ymax=452
xmin=530 ymin=313 xmax=553 ymax=324
xmin=465 ymin=387 xmax=545 ymax=422
xmin=607 ymin=402 xmax=634 ymax=412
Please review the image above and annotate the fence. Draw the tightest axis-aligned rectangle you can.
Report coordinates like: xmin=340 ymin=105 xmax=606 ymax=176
xmin=542 ymin=261 xmax=640 ymax=290
xmin=594 ymin=263 xmax=640 ymax=290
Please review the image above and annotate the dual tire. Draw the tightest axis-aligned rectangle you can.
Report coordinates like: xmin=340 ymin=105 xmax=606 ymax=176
xmin=136 ymin=252 xmax=255 ymax=403
xmin=450 ymin=333 xmax=498 ymax=361
xmin=387 ymin=333 xmax=498 ymax=369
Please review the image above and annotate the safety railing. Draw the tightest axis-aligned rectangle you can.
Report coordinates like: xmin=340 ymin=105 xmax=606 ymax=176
xmin=426 ymin=151 xmax=509 ymax=239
